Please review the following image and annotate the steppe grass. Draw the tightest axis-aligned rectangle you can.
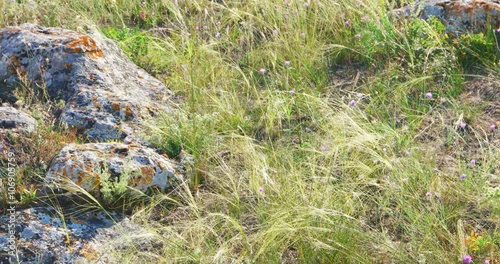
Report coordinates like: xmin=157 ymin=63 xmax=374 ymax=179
xmin=0 ymin=0 xmax=499 ymax=263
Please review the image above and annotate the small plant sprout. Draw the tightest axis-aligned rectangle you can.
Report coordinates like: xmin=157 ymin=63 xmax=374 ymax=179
xmin=284 ymin=60 xmax=291 ymax=66
xmin=259 ymin=68 xmax=266 ymax=74
xmin=425 ymin=92 xmax=433 ymax=99
xmin=463 ymin=255 xmax=472 ymax=263
xmin=460 ymin=173 xmax=466 ymax=180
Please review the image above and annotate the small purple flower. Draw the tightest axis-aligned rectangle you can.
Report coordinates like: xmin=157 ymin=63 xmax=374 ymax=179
xmin=344 ymin=19 xmax=351 ymax=26
xmin=289 ymin=90 xmax=295 ymax=95
xmin=216 ymin=21 xmax=221 ymax=26
xmin=340 ymin=13 xmax=346 ymax=19
xmin=460 ymin=173 xmax=467 ymax=180
xmin=320 ymin=145 xmax=327 ymax=151
xmin=258 ymin=186 xmax=264 ymax=193
xmin=405 ymin=150 xmax=411 ymax=156
xmin=383 ymin=148 xmax=387 ymax=152
xmin=273 ymin=29 xmax=279 ymax=35
xmin=349 ymin=100 xmax=357 ymax=106
xmin=463 ymin=255 xmax=472 ymax=263
xmin=497 ymin=28 xmax=500 ymax=33
xmin=195 ymin=26 xmax=200 ymax=30
xmin=425 ymin=92 xmax=433 ymax=99
xmin=490 ymin=124 xmax=497 ymax=131
xmin=425 ymin=192 xmax=432 ymax=198
xmin=215 ymin=32 xmax=221 ymax=38
xmin=304 ymin=2 xmax=310 ymax=7
xmin=28 ymin=1 xmax=34 ymax=6
xmin=459 ymin=122 xmax=467 ymax=129
xmin=354 ymin=33 xmax=361 ymax=39
xmin=284 ymin=60 xmax=291 ymax=66
xmin=259 ymin=68 xmax=266 ymax=74
xmin=470 ymin=159 xmax=476 ymax=165
xmin=361 ymin=15 xmax=370 ymax=22
xmin=300 ymin=32 xmax=306 ymax=37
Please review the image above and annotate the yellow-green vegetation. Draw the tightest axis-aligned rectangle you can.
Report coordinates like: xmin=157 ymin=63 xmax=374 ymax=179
xmin=1 ymin=0 xmax=499 ymax=263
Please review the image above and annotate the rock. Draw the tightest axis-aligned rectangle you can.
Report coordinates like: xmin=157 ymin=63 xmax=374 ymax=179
xmin=0 ymin=106 xmax=37 ymax=155
xmin=395 ymin=0 xmax=500 ymax=34
xmin=0 ymin=23 xmax=173 ymax=142
xmin=46 ymin=143 xmax=181 ymax=198
xmin=0 ymin=206 xmax=144 ymax=263
xmin=0 ymin=106 xmax=36 ymax=134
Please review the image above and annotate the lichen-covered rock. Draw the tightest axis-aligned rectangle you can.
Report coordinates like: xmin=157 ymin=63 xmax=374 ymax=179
xmin=0 ymin=106 xmax=36 ymax=134
xmin=0 ymin=23 xmax=172 ymax=142
xmin=46 ymin=143 xmax=181 ymax=197
xmin=395 ymin=0 xmax=500 ymax=34
xmin=0 ymin=206 xmax=144 ymax=263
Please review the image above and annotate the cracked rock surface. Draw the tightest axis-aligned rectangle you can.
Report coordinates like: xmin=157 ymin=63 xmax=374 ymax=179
xmin=0 ymin=206 xmax=147 ymax=264
xmin=395 ymin=0 xmax=500 ymax=34
xmin=46 ymin=143 xmax=181 ymax=197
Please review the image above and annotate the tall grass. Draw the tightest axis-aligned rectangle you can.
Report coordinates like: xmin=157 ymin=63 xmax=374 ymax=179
xmin=1 ymin=0 xmax=498 ymax=263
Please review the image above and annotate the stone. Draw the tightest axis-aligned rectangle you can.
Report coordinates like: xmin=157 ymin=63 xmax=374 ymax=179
xmin=46 ymin=143 xmax=182 ymax=197
xmin=0 ymin=23 xmax=173 ymax=142
xmin=0 ymin=206 xmax=144 ymax=263
xmin=0 ymin=106 xmax=36 ymax=134
xmin=395 ymin=0 xmax=500 ymax=34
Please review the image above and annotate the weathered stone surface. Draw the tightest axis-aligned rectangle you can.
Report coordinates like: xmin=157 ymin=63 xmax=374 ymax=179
xmin=0 ymin=206 xmax=145 ymax=263
xmin=0 ymin=23 xmax=172 ymax=142
xmin=0 ymin=106 xmax=36 ymax=134
xmin=395 ymin=0 xmax=500 ymax=34
xmin=46 ymin=143 xmax=181 ymax=196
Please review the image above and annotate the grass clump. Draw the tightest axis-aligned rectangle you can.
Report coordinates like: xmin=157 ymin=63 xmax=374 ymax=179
xmin=1 ymin=0 xmax=498 ymax=263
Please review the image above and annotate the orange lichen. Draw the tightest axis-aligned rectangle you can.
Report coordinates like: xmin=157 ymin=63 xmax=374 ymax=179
xmin=128 ymin=167 xmax=155 ymax=187
xmin=66 ymin=35 xmax=104 ymax=59
xmin=124 ymin=105 xmax=134 ymax=117
xmin=111 ymin=101 xmax=121 ymax=112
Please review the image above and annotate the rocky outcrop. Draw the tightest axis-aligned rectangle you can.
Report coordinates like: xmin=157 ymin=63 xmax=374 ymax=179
xmin=0 ymin=24 xmax=181 ymax=264
xmin=0 ymin=23 xmax=172 ymax=142
xmin=46 ymin=143 xmax=181 ymax=197
xmin=395 ymin=0 xmax=500 ymax=34
xmin=0 ymin=23 xmax=182 ymax=196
